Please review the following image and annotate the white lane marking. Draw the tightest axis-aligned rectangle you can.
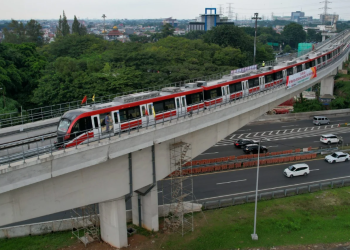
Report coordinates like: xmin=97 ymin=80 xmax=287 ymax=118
xmin=318 ymin=127 xmax=320 ymax=130
xmin=310 ymin=169 xmax=320 ymax=171
xmin=269 ymin=131 xmax=273 ymax=135
xmin=331 ymin=125 xmax=334 ymax=128
xmin=267 ymin=146 xmax=279 ymax=148
xmin=304 ymin=128 xmax=308 ymax=131
xmin=254 ymin=133 xmax=259 ymax=137
xmin=158 ymin=191 xmax=163 ymax=193
xmin=311 ymin=127 xmax=314 ymax=130
xmin=238 ymin=129 xmax=251 ymax=132
xmin=246 ymin=133 xmax=251 ymax=138
xmin=276 ymin=130 xmax=280 ymax=134
xmin=197 ymin=176 xmax=350 ymax=201
xmin=200 ymin=152 xmax=219 ymax=155
xmin=282 ymin=125 xmax=296 ymax=127
xmin=238 ymin=134 xmax=243 ymax=138
xmin=261 ymin=132 xmax=266 ymax=136
xmin=291 ymin=129 xmax=294 ymax=132
xmin=230 ymin=134 xmax=236 ymax=139
xmin=334 ymin=120 xmax=345 ymax=122
xmin=298 ymin=128 xmax=301 ymax=132
xmin=283 ymin=130 xmax=287 ymax=134
xmin=217 ymin=179 xmax=247 ymax=185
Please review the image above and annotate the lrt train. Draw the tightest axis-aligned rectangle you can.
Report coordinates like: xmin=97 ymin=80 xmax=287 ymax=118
xmin=56 ymin=42 xmax=347 ymax=148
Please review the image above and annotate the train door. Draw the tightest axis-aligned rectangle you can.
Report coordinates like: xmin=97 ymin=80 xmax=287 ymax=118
xmin=140 ymin=103 xmax=155 ymax=126
xmin=282 ymin=69 xmax=287 ymax=83
xmin=91 ymin=115 xmax=101 ymax=137
xmin=259 ymin=76 xmax=265 ymax=91
xmin=293 ymin=66 xmax=297 ymax=74
xmin=175 ymin=96 xmax=187 ymax=116
xmin=242 ymin=80 xmax=249 ymax=96
xmin=221 ymin=85 xmax=230 ymax=103
xmin=302 ymin=64 xmax=305 ymax=70
xmin=112 ymin=110 xmax=120 ymax=133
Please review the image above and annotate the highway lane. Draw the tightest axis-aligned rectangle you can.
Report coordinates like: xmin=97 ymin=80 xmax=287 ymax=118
xmin=3 ymin=157 xmax=350 ymax=228
xmin=3 ymin=115 xmax=350 ymax=227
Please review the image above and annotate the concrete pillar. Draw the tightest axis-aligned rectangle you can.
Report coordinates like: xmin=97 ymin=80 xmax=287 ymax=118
xmin=338 ymin=63 xmax=343 ymax=70
xmin=322 ymin=35 xmax=326 ymax=42
xmin=99 ymin=198 xmax=128 ymax=248
xmin=320 ymin=76 xmax=334 ymax=96
xmin=132 ymin=184 xmax=159 ymax=231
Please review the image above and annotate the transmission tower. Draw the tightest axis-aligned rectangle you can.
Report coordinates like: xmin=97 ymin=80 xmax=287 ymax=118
xmin=319 ymin=0 xmax=331 ymax=24
xmin=226 ymin=3 xmax=234 ymax=20
xmin=218 ymin=4 xmax=224 ymax=15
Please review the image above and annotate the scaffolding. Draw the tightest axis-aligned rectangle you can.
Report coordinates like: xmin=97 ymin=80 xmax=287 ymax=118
xmin=71 ymin=204 xmax=100 ymax=247
xmin=162 ymin=141 xmax=194 ymax=236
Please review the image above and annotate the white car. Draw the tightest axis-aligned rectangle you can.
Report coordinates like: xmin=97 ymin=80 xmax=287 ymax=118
xmin=283 ymin=163 xmax=310 ymax=178
xmin=325 ymin=152 xmax=350 ymax=163
xmin=320 ymin=134 xmax=342 ymax=145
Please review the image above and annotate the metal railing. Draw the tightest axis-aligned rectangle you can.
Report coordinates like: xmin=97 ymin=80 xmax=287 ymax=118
xmin=201 ymin=178 xmax=350 ymax=210
xmin=1 ymin=30 xmax=348 ymax=129
xmin=1 ymin=41 xmax=350 ymax=168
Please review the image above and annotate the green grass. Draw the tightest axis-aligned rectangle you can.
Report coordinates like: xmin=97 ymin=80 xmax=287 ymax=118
xmin=0 ymin=231 xmax=77 ymax=250
xmin=158 ymin=187 xmax=350 ymax=250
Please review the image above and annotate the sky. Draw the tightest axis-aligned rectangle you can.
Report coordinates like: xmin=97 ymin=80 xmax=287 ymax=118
xmin=1 ymin=0 xmax=349 ymax=21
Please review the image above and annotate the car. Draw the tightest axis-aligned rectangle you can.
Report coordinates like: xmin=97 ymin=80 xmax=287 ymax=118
xmin=325 ymin=152 xmax=350 ymax=163
xmin=283 ymin=163 xmax=310 ymax=178
xmin=313 ymin=116 xmax=330 ymax=125
xmin=234 ymin=139 xmax=259 ymax=148
xmin=320 ymin=134 xmax=342 ymax=145
xmin=243 ymin=144 xmax=268 ymax=154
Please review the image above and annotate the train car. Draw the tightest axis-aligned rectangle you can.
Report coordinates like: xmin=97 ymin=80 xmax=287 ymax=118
xmin=56 ymin=43 xmax=345 ymax=148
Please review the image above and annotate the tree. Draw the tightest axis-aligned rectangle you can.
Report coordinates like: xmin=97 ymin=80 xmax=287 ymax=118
xmin=283 ymin=44 xmax=292 ymax=53
xmin=281 ymin=23 xmax=306 ymax=48
xmin=72 ymin=15 xmax=87 ymax=36
xmin=161 ymin=23 xmax=174 ymax=38
xmin=61 ymin=11 xmax=70 ymax=36
xmin=306 ymin=29 xmax=322 ymax=43
xmin=3 ymin=19 xmax=26 ymax=44
xmin=25 ymin=19 xmax=44 ymax=46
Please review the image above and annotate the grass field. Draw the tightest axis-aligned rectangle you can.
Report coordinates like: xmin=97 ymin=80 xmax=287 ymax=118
xmin=2 ymin=187 xmax=350 ymax=250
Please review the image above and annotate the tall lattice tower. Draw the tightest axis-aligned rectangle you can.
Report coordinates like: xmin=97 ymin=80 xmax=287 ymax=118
xmin=226 ymin=3 xmax=234 ymax=20
xmin=218 ymin=4 xmax=224 ymax=15
xmin=162 ymin=141 xmax=194 ymax=236
xmin=320 ymin=0 xmax=331 ymax=24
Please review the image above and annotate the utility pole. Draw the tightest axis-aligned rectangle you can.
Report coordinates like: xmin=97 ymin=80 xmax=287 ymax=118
xmin=252 ymin=13 xmax=261 ymax=65
xmin=102 ymin=14 xmax=107 ymax=39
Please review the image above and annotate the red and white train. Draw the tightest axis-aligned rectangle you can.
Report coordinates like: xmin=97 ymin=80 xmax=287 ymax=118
xmin=57 ymin=41 xmax=347 ymax=148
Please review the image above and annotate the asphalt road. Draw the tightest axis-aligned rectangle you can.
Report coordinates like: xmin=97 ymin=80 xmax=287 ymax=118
xmin=3 ymin=115 xmax=350 ymax=228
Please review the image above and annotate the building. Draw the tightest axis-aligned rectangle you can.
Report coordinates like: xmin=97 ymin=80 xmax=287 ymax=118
xmin=163 ymin=17 xmax=178 ymax=28
xmin=291 ymin=11 xmax=305 ymax=22
xmin=107 ymin=26 xmax=124 ymax=40
xmin=320 ymin=14 xmax=339 ymax=24
xmin=299 ymin=16 xmax=313 ymax=24
xmin=188 ymin=8 xmax=235 ymax=31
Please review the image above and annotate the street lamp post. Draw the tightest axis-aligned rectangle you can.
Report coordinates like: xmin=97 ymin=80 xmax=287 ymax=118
xmin=251 ymin=137 xmax=263 ymax=240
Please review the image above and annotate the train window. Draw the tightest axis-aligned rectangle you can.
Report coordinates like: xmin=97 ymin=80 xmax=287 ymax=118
xmin=248 ymin=78 xmax=259 ymax=88
xmin=274 ymin=71 xmax=283 ymax=80
xmin=164 ymin=99 xmax=175 ymax=111
xmin=317 ymin=58 xmax=322 ymax=64
xmin=119 ymin=106 xmax=141 ymax=121
xmin=265 ymin=74 xmax=273 ymax=83
xmin=58 ymin=119 xmax=71 ymax=132
xmin=327 ymin=54 xmax=331 ymax=59
xmin=297 ymin=65 xmax=302 ymax=72
xmin=186 ymin=93 xmax=203 ymax=105
xmin=204 ymin=88 xmax=221 ymax=100
xmin=154 ymin=99 xmax=176 ymax=113
xmin=94 ymin=117 xmax=99 ymax=128
xmin=305 ymin=62 xmax=311 ymax=69
xmin=71 ymin=122 xmax=79 ymax=133
xmin=236 ymin=83 xmax=242 ymax=91
xmin=287 ymin=68 xmax=294 ymax=76
xmin=78 ymin=117 xmax=92 ymax=131
xmin=322 ymin=55 xmax=326 ymax=62
xmin=141 ymin=106 xmax=146 ymax=116
xmin=148 ymin=105 xmax=153 ymax=115
xmin=114 ymin=112 xmax=119 ymax=123
xmin=310 ymin=60 xmax=315 ymax=67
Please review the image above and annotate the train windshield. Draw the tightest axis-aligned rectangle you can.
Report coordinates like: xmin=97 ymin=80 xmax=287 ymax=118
xmin=58 ymin=119 xmax=71 ymax=133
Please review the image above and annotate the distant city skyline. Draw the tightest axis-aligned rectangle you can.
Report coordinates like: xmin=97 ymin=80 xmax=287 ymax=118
xmin=1 ymin=0 xmax=350 ymax=21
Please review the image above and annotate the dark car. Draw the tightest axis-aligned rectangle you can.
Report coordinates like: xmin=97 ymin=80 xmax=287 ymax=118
xmin=243 ymin=144 xmax=268 ymax=154
xmin=234 ymin=139 xmax=259 ymax=148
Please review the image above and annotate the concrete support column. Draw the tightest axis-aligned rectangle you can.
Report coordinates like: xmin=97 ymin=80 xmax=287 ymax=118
xmin=132 ymin=184 xmax=159 ymax=231
xmin=338 ymin=63 xmax=343 ymax=70
xmin=322 ymin=35 xmax=326 ymax=42
xmin=320 ymin=76 xmax=335 ymax=96
xmin=99 ymin=198 xmax=128 ymax=248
